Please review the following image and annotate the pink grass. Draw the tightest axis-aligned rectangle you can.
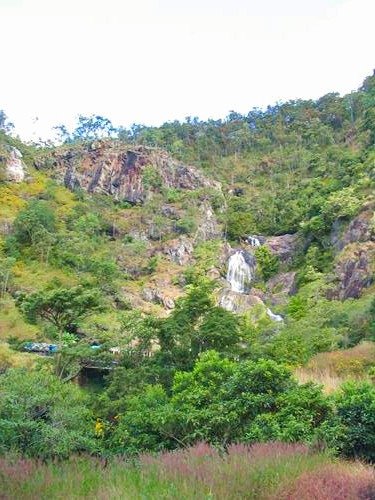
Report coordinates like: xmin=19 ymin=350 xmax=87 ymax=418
xmin=275 ymin=463 xmax=375 ymax=500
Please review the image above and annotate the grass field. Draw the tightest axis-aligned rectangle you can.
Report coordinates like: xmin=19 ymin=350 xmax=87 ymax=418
xmin=1 ymin=442 xmax=374 ymax=499
xmin=295 ymin=341 xmax=375 ymax=393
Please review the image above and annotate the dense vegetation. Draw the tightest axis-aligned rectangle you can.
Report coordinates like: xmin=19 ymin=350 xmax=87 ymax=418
xmin=0 ymin=72 xmax=374 ymax=497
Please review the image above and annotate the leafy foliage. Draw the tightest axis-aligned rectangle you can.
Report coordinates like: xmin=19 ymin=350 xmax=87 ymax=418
xmin=321 ymin=381 xmax=375 ymax=462
xmin=0 ymin=369 xmax=96 ymax=459
xmin=0 ymin=72 xmax=374 ymax=465
xmin=16 ymin=284 xmax=103 ymax=335
xmin=255 ymin=246 xmax=279 ymax=280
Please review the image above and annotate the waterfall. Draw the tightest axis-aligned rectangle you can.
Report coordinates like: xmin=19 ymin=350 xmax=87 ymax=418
xmin=266 ymin=308 xmax=283 ymax=322
xmin=247 ymin=236 xmax=261 ymax=247
xmin=227 ymin=251 xmax=254 ymax=293
xmin=223 ymin=250 xmax=284 ymax=323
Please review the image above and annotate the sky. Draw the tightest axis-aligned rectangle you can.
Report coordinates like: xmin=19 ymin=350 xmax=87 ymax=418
xmin=0 ymin=0 xmax=374 ymax=142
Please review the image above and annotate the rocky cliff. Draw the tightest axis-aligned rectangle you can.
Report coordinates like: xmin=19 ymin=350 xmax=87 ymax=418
xmin=39 ymin=142 xmax=219 ymax=203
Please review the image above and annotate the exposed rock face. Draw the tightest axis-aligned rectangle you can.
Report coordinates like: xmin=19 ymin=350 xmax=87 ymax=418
xmin=329 ymin=242 xmax=375 ymax=299
xmin=218 ymin=288 xmax=264 ymax=314
xmin=334 ymin=209 xmax=374 ymax=252
xmin=3 ymin=147 xmax=26 ymax=182
xmin=196 ymin=201 xmax=222 ymax=241
xmin=128 ymin=229 xmax=149 ymax=242
xmin=44 ymin=143 xmax=218 ymax=204
xmin=207 ymin=267 xmax=221 ymax=280
xmin=265 ymin=234 xmax=299 ymax=263
xmin=267 ymin=271 xmax=297 ymax=305
xmin=219 ymin=242 xmax=235 ymax=267
xmin=161 ymin=205 xmax=180 ymax=220
xmin=142 ymin=287 xmax=175 ymax=309
xmin=164 ymin=237 xmax=194 ymax=266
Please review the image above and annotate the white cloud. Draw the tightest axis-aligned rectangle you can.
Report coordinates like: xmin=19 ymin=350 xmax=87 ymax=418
xmin=0 ymin=0 xmax=373 ymax=141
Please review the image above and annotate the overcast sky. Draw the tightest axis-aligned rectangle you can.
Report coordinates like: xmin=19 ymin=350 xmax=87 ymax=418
xmin=1 ymin=0 xmax=374 ymax=141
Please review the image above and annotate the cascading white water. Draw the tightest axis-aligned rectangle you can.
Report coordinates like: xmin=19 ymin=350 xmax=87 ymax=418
xmin=247 ymin=236 xmax=261 ymax=247
xmin=227 ymin=251 xmax=253 ymax=293
xmin=224 ymin=250 xmax=284 ymax=323
xmin=266 ymin=308 xmax=283 ymax=322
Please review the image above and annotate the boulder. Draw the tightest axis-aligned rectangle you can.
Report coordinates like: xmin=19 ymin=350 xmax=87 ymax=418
xmin=267 ymin=271 xmax=297 ymax=305
xmin=161 ymin=205 xmax=180 ymax=220
xmin=264 ymin=233 xmax=299 ymax=263
xmin=207 ymin=267 xmax=222 ymax=280
xmin=164 ymin=237 xmax=194 ymax=266
xmin=329 ymin=242 xmax=375 ymax=299
xmin=218 ymin=288 xmax=264 ymax=314
xmin=334 ymin=209 xmax=374 ymax=252
xmin=196 ymin=201 xmax=222 ymax=241
xmin=3 ymin=147 xmax=26 ymax=182
xmin=0 ymin=220 xmax=12 ymax=236
xmin=142 ymin=287 xmax=175 ymax=309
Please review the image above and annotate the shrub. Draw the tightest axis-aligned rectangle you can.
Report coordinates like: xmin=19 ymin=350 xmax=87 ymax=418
xmin=334 ymin=381 xmax=375 ymax=461
xmin=255 ymin=246 xmax=279 ymax=281
xmin=315 ymin=380 xmax=375 ymax=462
xmin=174 ymin=216 xmax=196 ymax=235
xmin=142 ymin=166 xmax=163 ymax=190
xmin=0 ymin=369 xmax=96 ymax=459
xmin=12 ymin=200 xmax=56 ymax=247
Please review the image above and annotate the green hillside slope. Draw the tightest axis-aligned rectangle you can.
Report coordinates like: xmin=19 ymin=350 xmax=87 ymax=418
xmin=0 ymin=72 xmax=374 ymax=464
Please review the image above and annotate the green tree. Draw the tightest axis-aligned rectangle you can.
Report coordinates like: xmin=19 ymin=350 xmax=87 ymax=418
xmin=108 ymin=385 xmax=173 ymax=454
xmin=327 ymin=381 xmax=375 ymax=461
xmin=245 ymin=383 xmax=332 ymax=443
xmin=72 ymin=115 xmax=116 ymax=141
xmin=191 ymin=307 xmax=241 ymax=356
xmin=226 ymin=197 xmax=256 ymax=242
xmin=0 ymin=110 xmax=14 ymax=132
xmin=11 ymin=200 xmax=56 ymax=261
xmin=16 ymin=284 xmax=103 ymax=336
xmin=0 ymin=368 xmax=96 ymax=458
xmin=13 ymin=200 xmax=56 ymax=246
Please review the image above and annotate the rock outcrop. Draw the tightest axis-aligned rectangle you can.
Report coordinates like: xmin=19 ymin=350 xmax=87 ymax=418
xmin=334 ymin=208 xmax=374 ymax=252
xmin=2 ymin=147 xmax=26 ymax=182
xmin=196 ymin=201 xmax=222 ymax=241
xmin=164 ymin=237 xmax=194 ymax=266
xmin=42 ymin=142 xmax=218 ymax=204
xmin=265 ymin=233 xmax=300 ymax=263
xmin=142 ymin=287 xmax=175 ymax=310
xmin=266 ymin=271 xmax=297 ymax=305
xmin=218 ymin=287 xmax=264 ymax=314
xmin=329 ymin=242 xmax=375 ymax=299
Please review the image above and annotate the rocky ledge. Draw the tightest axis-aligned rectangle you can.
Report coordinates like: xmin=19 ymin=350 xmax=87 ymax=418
xmin=39 ymin=142 xmax=219 ymax=204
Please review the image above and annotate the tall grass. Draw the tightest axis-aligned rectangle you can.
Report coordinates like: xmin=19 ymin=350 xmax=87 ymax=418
xmin=275 ymin=463 xmax=375 ymax=500
xmin=295 ymin=341 xmax=375 ymax=393
xmin=0 ymin=443 xmax=374 ymax=499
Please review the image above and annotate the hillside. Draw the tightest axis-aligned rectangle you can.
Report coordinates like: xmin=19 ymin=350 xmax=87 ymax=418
xmin=0 ymin=72 xmax=374 ymax=476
